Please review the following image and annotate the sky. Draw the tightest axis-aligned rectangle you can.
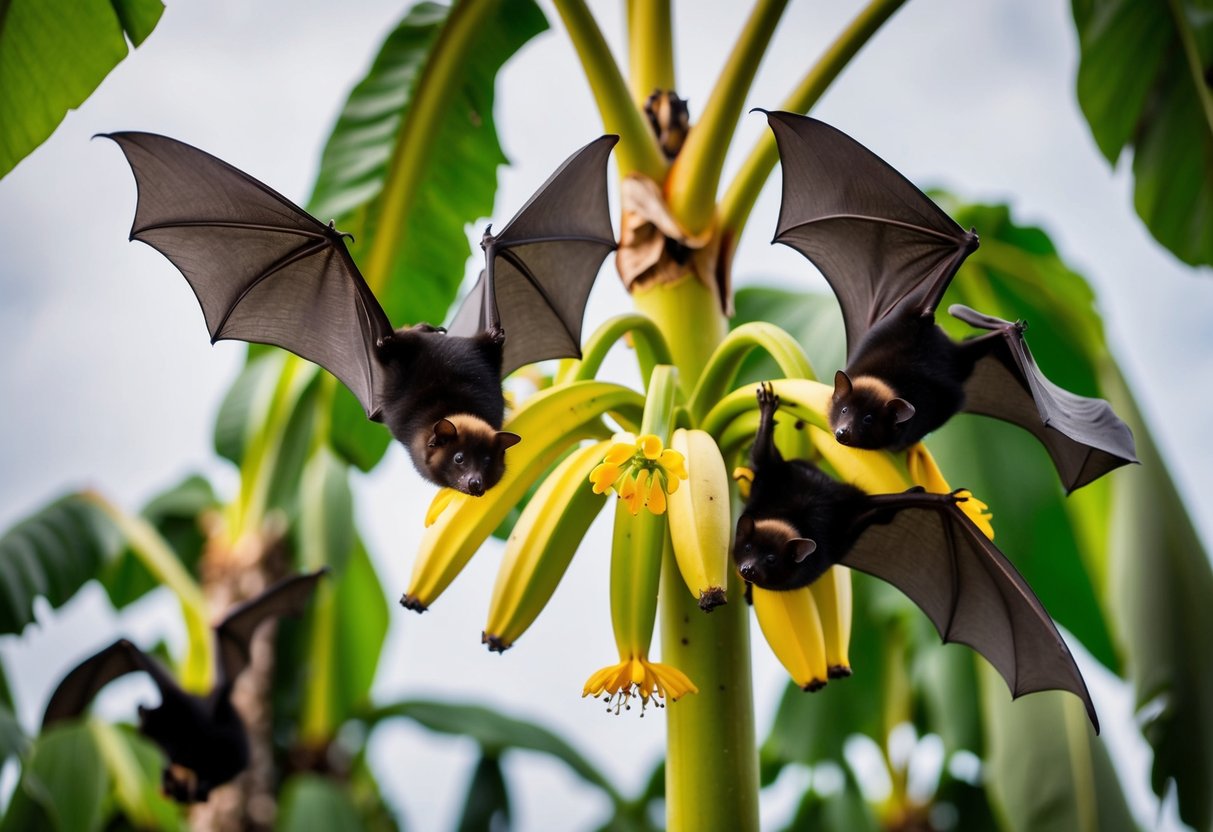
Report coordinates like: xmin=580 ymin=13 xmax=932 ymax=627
xmin=0 ymin=0 xmax=1209 ymax=829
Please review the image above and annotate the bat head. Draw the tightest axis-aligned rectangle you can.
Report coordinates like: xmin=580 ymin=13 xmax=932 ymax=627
xmin=733 ymin=515 xmax=820 ymax=590
xmin=830 ymin=371 xmax=915 ymax=449
xmin=425 ymin=415 xmax=521 ymax=496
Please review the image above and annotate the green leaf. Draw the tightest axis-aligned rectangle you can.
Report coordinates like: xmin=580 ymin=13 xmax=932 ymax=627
xmin=0 ymin=0 xmax=163 ymax=179
xmin=214 ymin=352 xmax=290 ymax=465
xmin=456 ymin=754 xmax=512 ymax=832
xmin=780 ymin=766 xmax=879 ymax=832
xmin=1071 ymin=0 xmax=1213 ymax=266
xmin=1 ymin=722 xmax=110 ymax=832
xmin=276 ymin=774 xmax=363 ymax=832
xmin=0 ymin=494 xmax=117 ymax=635
xmin=365 ymin=699 xmax=624 ymax=805
xmin=1105 ymin=369 xmax=1213 ymax=831
xmin=101 ymin=474 xmax=217 ymax=609
xmin=0 ymin=700 xmax=28 ymax=768
xmin=731 ymin=287 xmax=843 ymax=385
xmin=90 ymin=723 xmax=186 ymax=831
xmin=297 ymin=449 xmax=355 ymax=575
xmin=308 ymin=0 xmax=548 ymax=471
xmin=980 ymin=663 xmax=1137 ymax=832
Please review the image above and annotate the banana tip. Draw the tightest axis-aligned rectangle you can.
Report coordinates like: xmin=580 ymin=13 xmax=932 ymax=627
xmin=399 ymin=594 xmax=429 ymax=613
xmin=827 ymin=665 xmax=852 ymax=680
xmin=697 ymin=587 xmax=727 ymax=612
xmin=802 ymin=678 xmax=828 ymax=693
xmin=481 ymin=632 xmax=513 ymax=653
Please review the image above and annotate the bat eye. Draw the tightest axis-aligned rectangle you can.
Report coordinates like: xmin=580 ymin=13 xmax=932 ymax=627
xmin=765 ymin=553 xmax=777 ymax=565
xmin=862 ymin=414 xmax=874 ymax=426
xmin=840 ymin=406 xmax=848 ymax=414
xmin=453 ymin=452 xmax=465 ymax=465
xmin=743 ymin=543 xmax=752 ymax=553
xmin=483 ymin=455 xmax=492 ymax=466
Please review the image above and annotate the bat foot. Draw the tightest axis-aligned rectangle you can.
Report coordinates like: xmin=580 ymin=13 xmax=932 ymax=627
xmin=487 ymin=326 xmax=506 ymax=345
xmin=756 ymin=381 xmax=780 ymax=415
xmin=399 ymin=594 xmax=428 ymax=613
xmin=697 ymin=587 xmax=727 ymax=612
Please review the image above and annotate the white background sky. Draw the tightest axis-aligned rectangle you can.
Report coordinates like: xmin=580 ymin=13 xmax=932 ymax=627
xmin=0 ymin=1 xmax=1209 ymax=829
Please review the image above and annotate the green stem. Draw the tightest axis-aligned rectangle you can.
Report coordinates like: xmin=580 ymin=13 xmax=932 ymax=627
xmin=362 ymin=0 xmax=498 ymax=291
xmin=626 ymin=0 xmax=675 ymax=102
xmin=718 ymin=0 xmax=907 ymax=239
xmin=638 ymin=281 xmax=759 ymax=830
xmin=666 ymin=0 xmax=790 ymax=235
xmin=573 ymin=313 xmax=675 ymax=386
xmin=687 ymin=322 xmax=816 ymax=422
xmin=632 ymin=276 xmax=728 ymax=395
xmin=82 ymin=492 xmax=212 ymax=694
xmin=553 ymin=0 xmax=667 ymax=179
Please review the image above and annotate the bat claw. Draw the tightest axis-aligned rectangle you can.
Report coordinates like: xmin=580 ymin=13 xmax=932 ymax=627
xmin=756 ymin=381 xmax=780 ymax=413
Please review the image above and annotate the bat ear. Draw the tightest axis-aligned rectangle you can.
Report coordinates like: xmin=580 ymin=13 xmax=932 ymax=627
xmin=429 ymin=419 xmax=458 ymax=447
xmin=887 ymin=398 xmax=915 ymax=425
xmin=496 ymin=431 xmax=522 ymax=450
xmin=736 ymin=515 xmax=755 ymax=541
xmin=833 ymin=370 xmax=852 ymax=400
xmin=787 ymin=538 xmax=817 ymax=563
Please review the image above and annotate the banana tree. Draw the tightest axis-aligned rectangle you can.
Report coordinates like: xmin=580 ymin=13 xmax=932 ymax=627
xmin=2 ymin=0 xmax=1211 ymax=830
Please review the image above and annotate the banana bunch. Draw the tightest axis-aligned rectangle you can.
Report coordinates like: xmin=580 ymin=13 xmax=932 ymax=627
xmin=482 ymin=439 xmax=613 ymax=651
xmin=402 ymin=380 xmax=643 ymax=611
xmin=666 ymin=428 xmax=732 ymax=610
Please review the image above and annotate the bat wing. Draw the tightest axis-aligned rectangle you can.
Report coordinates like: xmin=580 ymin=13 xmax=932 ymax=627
xmin=214 ymin=568 xmax=327 ymax=686
xmin=761 ymin=111 xmax=978 ymax=358
xmin=102 ymin=132 xmax=393 ymax=419
xmin=840 ymin=490 xmax=1099 ymax=731
xmin=42 ymin=639 xmax=179 ymax=727
xmin=447 ymin=135 xmax=619 ymax=375
xmin=950 ymin=304 xmax=1137 ymax=492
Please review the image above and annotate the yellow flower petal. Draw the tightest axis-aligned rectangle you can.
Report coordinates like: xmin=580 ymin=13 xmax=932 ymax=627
xmin=589 ymin=461 xmax=621 ymax=494
xmin=647 ymin=481 xmax=667 ymax=515
xmin=638 ymin=434 xmax=662 ymax=460
xmin=659 ymin=448 xmax=688 ymax=481
xmin=582 ymin=656 xmax=697 ymax=713
xmin=628 ymin=469 xmax=650 ymax=515
xmin=605 ymin=442 xmax=637 ymax=465
xmin=955 ymin=489 xmax=995 ymax=540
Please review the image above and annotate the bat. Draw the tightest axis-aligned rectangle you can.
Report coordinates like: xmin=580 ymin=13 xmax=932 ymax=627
xmin=42 ymin=569 xmax=327 ymax=802
xmin=101 ymin=131 xmax=619 ymax=495
xmin=760 ymin=110 xmax=1136 ymax=492
xmin=734 ymin=384 xmax=1098 ymax=730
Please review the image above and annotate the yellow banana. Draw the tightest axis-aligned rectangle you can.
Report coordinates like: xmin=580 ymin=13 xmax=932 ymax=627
xmin=402 ymin=380 xmax=643 ymax=611
xmin=666 ymin=428 xmax=731 ymax=611
xmin=808 ymin=566 xmax=853 ymax=678
xmin=752 ymin=583 xmax=829 ymax=692
xmin=483 ymin=440 xmax=612 ymax=651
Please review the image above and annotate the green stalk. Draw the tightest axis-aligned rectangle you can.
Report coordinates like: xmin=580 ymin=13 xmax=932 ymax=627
xmin=362 ymin=0 xmax=501 ymax=291
xmin=718 ymin=0 xmax=907 ymax=239
xmin=632 ymin=277 xmax=727 ymax=395
xmin=553 ymin=0 xmax=667 ymax=179
xmin=83 ymin=492 xmax=212 ymax=693
xmin=1165 ymin=0 xmax=1213 ymax=137
xmin=573 ymin=313 xmax=674 ymax=385
xmin=626 ymin=0 xmax=675 ymax=102
xmin=687 ymin=322 xmax=816 ymax=421
xmin=638 ymin=284 xmax=758 ymax=830
xmin=666 ymin=0 xmax=790 ymax=235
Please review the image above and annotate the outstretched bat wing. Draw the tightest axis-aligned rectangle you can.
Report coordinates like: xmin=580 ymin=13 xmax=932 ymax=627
xmin=950 ymin=304 xmax=1137 ymax=492
xmin=841 ymin=491 xmax=1099 ymax=731
xmin=448 ymin=135 xmax=619 ymax=375
xmin=214 ymin=568 xmax=327 ymax=686
xmin=43 ymin=639 xmax=179 ymax=727
xmin=102 ymin=132 xmax=393 ymax=419
xmin=761 ymin=111 xmax=978 ymax=357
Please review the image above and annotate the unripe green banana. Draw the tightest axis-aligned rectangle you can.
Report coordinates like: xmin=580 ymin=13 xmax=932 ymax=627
xmin=666 ymin=428 xmax=731 ymax=611
xmin=483 ymin=440 xmax=612 ymax=651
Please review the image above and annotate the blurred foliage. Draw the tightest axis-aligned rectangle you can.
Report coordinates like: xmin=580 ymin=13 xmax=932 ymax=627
xmin=1071 ymin=0 xmax=1213 ymax=268
xmin=0 ymin=0 xmax=163 ymax=180
xmin=3 ymin=0 xmax=1212 ymax=829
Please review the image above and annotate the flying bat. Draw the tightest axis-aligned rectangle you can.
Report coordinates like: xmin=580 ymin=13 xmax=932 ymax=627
xmin=42 ymin=569 xmax=327 ymax=802
xmin=734 ymin=384 xmax=1098 ymax=730
xmin=102 ymin=131 xmax=619 ymax=495
xmin=760 ymin=110 xmax=1135 ymax=492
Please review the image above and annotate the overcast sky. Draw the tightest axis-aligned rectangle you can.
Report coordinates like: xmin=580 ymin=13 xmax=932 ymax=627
xmin=0 ymin=1 xmax=1208 ymax=828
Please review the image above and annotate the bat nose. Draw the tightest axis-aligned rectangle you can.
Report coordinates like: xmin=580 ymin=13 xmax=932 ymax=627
xmin=739 ymin=564 xmax=755 ymax=580
xmin=834 ymin=426 xmax=850 ymax=443
xmin=467 ymin=478 xmax=485 ymax=496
